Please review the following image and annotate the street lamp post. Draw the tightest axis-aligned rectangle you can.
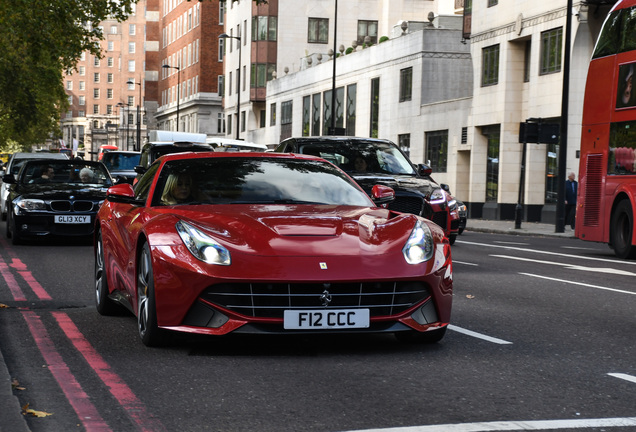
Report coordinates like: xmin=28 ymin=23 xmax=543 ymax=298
xmin=219 ymin=33 xmax=241 ymax=140
xmin=330 ymin=0 xmax=338 ymax=135
xmin=162 ymin=64 xmax=181 ymax=131
xmin=116 ymin=102 xmax=126 ymax=150
xmin=127 ymin=78 xmax=142 ymax=151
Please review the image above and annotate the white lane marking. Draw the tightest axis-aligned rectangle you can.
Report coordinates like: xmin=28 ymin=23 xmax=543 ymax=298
xmin=448 ymin=325 xmax=512 ymax=345
xmin=561 ymin=245 xmax=598 ymax=251
xmin=453 ymin=260 xmax=479 ymax=266
xmin=493 ymin=241 xmax=529 ymax=245
xmin=608 ymin=373 xmax=636 ymax=384
xmin=457 ymin=240 xmax=636 ymax=266
xmin=342 ymin=417 xmax=636 ymax=432
xmin=491 ymin=254 xmax=636 ymax=277
xmin=519 ymin=273 xmax=636 ymax=296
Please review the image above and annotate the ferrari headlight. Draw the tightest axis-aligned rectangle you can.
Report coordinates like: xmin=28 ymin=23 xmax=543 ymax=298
xmin=429 ymin=188 xmax=446 ymax=205
xmin=402 ymin=220 xmax=434 ymax=264
xmin=16 ymin=198 xmax=46 ymax=211
xmin=176 ymin=220 xmax=231 ymax=265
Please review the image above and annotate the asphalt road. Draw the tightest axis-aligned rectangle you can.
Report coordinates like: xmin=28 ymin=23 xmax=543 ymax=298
xmin=1 ymin=224 xmax=636 ymax=432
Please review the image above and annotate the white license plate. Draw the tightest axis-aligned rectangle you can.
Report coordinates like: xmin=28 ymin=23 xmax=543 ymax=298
xmin=54 ymin=215 xmax=90 ymax=224
xmin=284 ymin=309 xmax=370 ymax=330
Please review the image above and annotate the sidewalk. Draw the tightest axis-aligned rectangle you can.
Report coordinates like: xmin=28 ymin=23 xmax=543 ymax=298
xmin=464 ymin=218 xmax=576 ymax=238
xmin=0 ymin=218 xmax=573 ymax=432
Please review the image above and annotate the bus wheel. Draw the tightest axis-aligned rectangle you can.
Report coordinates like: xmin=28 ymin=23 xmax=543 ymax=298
xmin=611 ymin=200 xmax=636 ymax=259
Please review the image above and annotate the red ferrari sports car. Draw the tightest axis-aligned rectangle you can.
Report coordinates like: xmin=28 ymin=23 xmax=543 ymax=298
xmin=95 ymin=152 xmax=453 ymax=346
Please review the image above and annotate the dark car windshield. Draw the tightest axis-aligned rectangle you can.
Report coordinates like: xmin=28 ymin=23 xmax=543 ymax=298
xmin=295 ymin=141 xmax=416 ymax=176
xmin=102 ymin=153 xmax=140 ymax=171
xmin=19 ymin=161 xmax=112 ymax=187
xmin=153 ymin=157 xmax=373 ymax=206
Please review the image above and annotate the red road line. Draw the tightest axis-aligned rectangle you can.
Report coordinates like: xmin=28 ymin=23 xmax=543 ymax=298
xmin=21 ymin=310 xmax=111 ymax=431
xmin=0 ymin=256 xmax=26 ymax=301
xmin=13 ymin=259 xmax=52 ymax=300
xmin=52 ymin=312 xmax=167 ymax=432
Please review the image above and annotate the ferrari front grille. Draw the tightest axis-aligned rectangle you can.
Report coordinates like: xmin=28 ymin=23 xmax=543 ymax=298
xmin=198 ymin=281 xmax=432 ymax=319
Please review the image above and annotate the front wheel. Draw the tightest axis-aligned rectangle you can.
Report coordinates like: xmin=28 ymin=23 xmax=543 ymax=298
xmin=95 ymin=231 xmax=118 ymax=315
xmin=137 ymin=243 xmax=164 ymax=347
xmin=7 ymin=211 xmax=21 ymax=245
xmin=611 ymin=200 xmax=636 ymax=259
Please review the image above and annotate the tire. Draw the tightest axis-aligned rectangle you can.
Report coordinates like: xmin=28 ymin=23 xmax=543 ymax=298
xmin=395 ymin=327 xmax=447 ymax=344
xmin=7 ymin=211 xmax=21 ymax=245
xmin=449 ymin=234 xmax=457 ymax=245
xmin=611 ymin=200 xmax=636 ymax=259
xmin=137 ymin=242 xmax=164 ymax=347
xmin=95 ymin=231 xmax=119 ymax=315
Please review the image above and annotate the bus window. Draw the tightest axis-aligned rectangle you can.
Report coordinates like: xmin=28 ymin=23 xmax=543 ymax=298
xmin=593 ymin=10 xmax=622 ymax=59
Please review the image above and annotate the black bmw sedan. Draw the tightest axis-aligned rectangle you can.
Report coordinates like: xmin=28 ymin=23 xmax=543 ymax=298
xmin=3 ymin=159 xmax=113 ymax=244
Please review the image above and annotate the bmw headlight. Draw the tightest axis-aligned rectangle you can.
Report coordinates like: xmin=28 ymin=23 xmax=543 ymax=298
xmin=176 ymin=220 xmax=231 ymax=265
xmin=15 ymin=198 xmax=46 ymax=211
xmin=402 ymin=220 xmax=434 ymax=264
xmin=429 ymin=188 xmax=446 ymax=205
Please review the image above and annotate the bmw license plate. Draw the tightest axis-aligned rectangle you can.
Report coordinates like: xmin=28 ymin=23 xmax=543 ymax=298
xmin=284 ymin=309 xmax=370 ymax=330
xmin=54 ymin=215 xmax=90 ymax=224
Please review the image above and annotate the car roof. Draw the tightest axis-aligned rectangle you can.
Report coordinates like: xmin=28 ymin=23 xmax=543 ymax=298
xmin=156 ymin=151 xmax=324 ymax=164
xmin=21 ymin=158 xmax=105 ymax=167
xmin=281 ymin=136 xmax=395 ymax=145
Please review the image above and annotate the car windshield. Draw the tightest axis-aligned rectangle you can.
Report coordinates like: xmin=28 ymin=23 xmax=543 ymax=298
xmin=102 ymin=153 xmax=140 ymax=171
xmin=19 ymin=161 xmax=112 ymax=187
xmin=297 ymin=141 xmax=416 ymax=175
xmin=153 ymin=157 xmax=373 ymax=206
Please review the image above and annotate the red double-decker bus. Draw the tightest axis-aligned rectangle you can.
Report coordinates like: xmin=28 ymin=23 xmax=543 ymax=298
xmin=578 ymin=0 xmax=636 ymax=258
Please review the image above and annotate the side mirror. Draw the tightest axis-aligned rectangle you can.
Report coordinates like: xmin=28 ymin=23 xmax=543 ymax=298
xmin=371 ymin=184 xmax=395 ymax=206
xmin=440 ymin=183 xmax=451 ymax=193
xmin=106 ymin=183 xmax=143 ymax=205
xmin=2 ymin=174 xmax=16 ymax=184
xmin=417 ymin=164 xmax=432 ymax=176
xmin=134 ymin=165 xmax=147 ymax=175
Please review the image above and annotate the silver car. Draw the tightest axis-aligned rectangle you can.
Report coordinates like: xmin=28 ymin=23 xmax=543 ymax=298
xmin=0 ymin=152 xmax=69 ymax=220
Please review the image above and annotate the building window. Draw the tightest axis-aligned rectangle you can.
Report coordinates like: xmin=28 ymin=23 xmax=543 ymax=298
xmin=66 ymin=81 xmax=73 ymax=90
xmin=250 ymin=63 xmax=276 ymax=88
xmin=129 ymin=24 xmax=136 ymax=35
xmin=241 ymin=111 xmax=246 ymax=132
xmin=129 ymin=42 xmax=135 ymax=53
xmin=218 ymin=113 xmax=225 ymax=134
xmin=94 ymin=56 xmax=100 ymax=66
xmin=541 ymin=27 xmax=563 ymax=75
xmin=107 ymin=57 xmax=113 ymax=67
xmin=219 ymin=1 xmax=225 ymax=25
xmin=308 ymin=18 xmax=329 ymax=44
xmin=302 ymin=96 xmax=311 ymax=136
xmin=93 ymin=104 xmax=99 ymax=114
xmin=260 ymin=110 xmax=266 ymax=128
xmin=270 ymin=103 xmax=276 ymax=126
xmin=323 ymin=89 xmax=332 ymax=134
xmin=79 ymin=66 xmax=85 ymax=76
xmin=106 ymin=105 xmax=113 ymax=114
xmin=110 ymin=25 xmax=118 ymax=34
xmin=218 ymin=38 xmax=224 ymax=61
xmin=79 ymin=95 xmax=85 ymax=105
xmin=545 ymin=141 xmax=559 ymax=203
xmin=227 ymin=115 xmax=232 ymax=135
xmin=483 ymin=125 xmax=501 ymax=202
xmin=79 ymin=81 xmax=85 ymax=90
xmin=108 ymin=41 xmax=114 ymax=51
xmin=370 ymin=77 xmax=380 ymax=138
xmin=94 ymin=72 xmax=100 ymax=83
xmin=78 ymin=110 xmax=85 ymax=117
xmin=252 ymin=16 xmax=277 ymax=41
xmin=346 ymin=84 xmax=357 ymax=136
xmin=357 ymin=20 xmax=378 ymax=45
xmin=312 ymin=93 xmax=321 ymax=136
xmin=426 ymin=130 xmax=448 ymax=173
xmin=128 ymin=96 xmax=134 ymax=106
xmin=67 ymin=95 xmax=73 ymax=105
xmin=488 ymin=0 xmax=498 ymax=5
xmin=399 ymin=134 xmax=411 ymax=158
xmin=128 ymin=60 xmax=135 ymax=72
xmin=218 ymin=75 xmax=224 ymax=97
xmin=399 ymin=67 xmax=413 ymax=102
xmin=107 ymin=89 xmax=113 ymax=99
xmin=281 ymin=100 xmax=293 ymax=125
xmin=482 ymin=44 xmax=499 ymax=86
xmin=94 ymin=88 xmax=100 ymax=98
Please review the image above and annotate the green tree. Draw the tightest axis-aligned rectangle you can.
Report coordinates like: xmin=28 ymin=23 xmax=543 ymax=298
xmin=0 ymin=0 xmax=136 ymax=151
